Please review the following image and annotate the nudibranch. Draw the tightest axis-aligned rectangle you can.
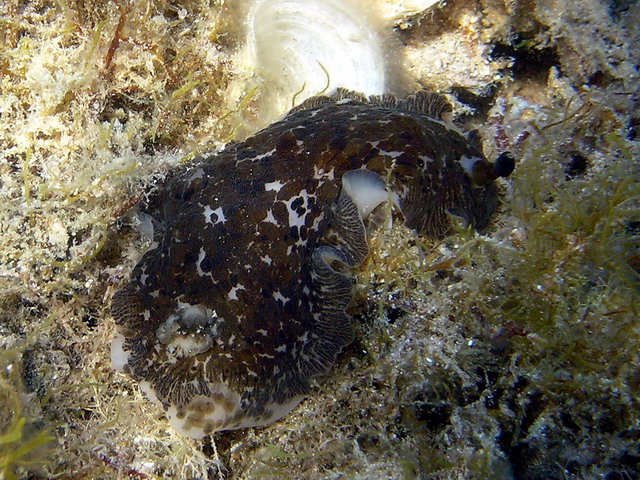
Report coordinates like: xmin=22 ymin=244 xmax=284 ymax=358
xmin=111 ymin=89 xmax=514 ymax=438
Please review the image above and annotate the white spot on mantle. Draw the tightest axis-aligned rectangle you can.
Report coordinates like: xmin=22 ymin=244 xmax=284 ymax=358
xmin=263 ymin=209 xmax=279 ymax=225
xmin=273 ymin=290 xmax=290 ymax=305
xmin=228 ymin=284 xmax=246 ymax=300
xmin=196 ymin=247 xmax=207 ymax=276
xmin=203 ymin=205 xmax=227 ymax=225
xmin=265 ymin=180 xmax=285 ymax=192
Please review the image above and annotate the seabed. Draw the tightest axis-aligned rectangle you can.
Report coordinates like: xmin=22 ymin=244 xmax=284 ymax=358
xmin=0 ymin=0 xmax=638 ymax=479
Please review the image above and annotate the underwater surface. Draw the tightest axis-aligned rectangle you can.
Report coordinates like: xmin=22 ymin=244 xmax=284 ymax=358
xmin=0 ymin=0 xmax=638 ymax=479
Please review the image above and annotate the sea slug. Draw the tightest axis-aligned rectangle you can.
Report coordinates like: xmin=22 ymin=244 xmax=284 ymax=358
xmin=111 ymin=89 xmax=514 ymax=438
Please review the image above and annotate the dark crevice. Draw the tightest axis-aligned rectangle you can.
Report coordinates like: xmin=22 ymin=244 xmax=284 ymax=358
xmin=491 ymin=34 xmax=560 ymax=80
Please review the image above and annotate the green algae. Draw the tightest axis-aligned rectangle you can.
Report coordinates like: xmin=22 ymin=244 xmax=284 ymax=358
xmin=0 ymin=408 xmax=54 ymax=480
xmin=0 ymin=320 xmax=55 ymax=479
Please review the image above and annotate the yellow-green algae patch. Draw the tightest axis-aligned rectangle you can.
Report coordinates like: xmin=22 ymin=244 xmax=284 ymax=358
xmin=1 ymin=0 xmax=639 ymax=479
xmin=0 ymin=318 xmax=54 ymax=480
xmin=0 ymin=0 xmax=245 ymax=477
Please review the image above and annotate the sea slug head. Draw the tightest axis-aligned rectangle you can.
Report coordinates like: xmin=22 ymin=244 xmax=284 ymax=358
xmin=442 ymin=149 xmax=515 ymax=234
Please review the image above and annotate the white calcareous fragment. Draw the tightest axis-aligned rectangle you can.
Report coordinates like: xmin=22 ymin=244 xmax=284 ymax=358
xmin=243 ymin=0 xmax=387 ymax=116
xmin=111 ymin=333 xmax=129 ymax=372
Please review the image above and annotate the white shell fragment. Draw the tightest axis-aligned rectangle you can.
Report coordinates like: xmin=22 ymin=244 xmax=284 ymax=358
xmin=244 ymin=0 xmax=387 ymax=113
